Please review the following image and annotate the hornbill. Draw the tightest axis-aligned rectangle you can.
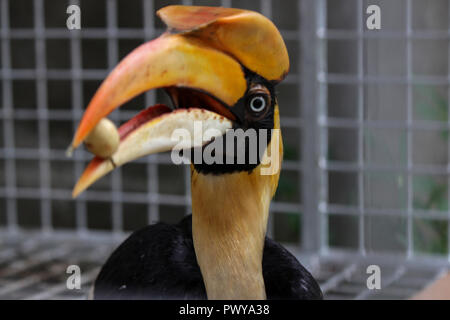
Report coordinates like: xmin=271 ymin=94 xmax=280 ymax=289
xmin=69 ymin=5 xmax=323 ymax=300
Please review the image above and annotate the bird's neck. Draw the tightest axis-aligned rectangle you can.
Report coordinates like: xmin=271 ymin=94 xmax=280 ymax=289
xmin=191 ymin=168 xmax=274 ymax=299
xmin=191 ymin=106 xmax=282 ymax=300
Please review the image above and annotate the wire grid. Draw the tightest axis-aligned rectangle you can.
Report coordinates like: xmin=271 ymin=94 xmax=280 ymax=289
xmin=0 ymin=1 xmax=304 ymax=241
xmin=317 ymin=0 xmax=450 ymax=263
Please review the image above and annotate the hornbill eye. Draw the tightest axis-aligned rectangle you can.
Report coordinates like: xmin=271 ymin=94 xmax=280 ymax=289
xmin=245 ymin=83 xmax=271 ymax=120
xmin=248 ymin=95 xmax=267 ymax=113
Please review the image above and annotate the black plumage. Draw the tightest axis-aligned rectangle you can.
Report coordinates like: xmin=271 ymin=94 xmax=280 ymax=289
xmin=93 ymin=215 xmax=323 ymax=300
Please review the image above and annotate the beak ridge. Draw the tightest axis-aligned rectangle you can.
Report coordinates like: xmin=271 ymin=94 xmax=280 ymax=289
xmin=71 ymin=34 xmax=246 ymax=150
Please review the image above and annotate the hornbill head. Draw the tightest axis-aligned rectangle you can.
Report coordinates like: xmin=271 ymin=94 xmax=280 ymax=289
xmin=70 ymin=5 xmax=289 ymax=196
xmin=70 ymin=6 xmax=289 ymax=300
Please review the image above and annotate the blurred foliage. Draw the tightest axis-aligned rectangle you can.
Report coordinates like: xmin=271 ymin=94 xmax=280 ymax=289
xmin=283 ymin=144 xmax=298 ymax=161
xmin=415 ymin=86 xmax=448 ymax=120
xmin=274 ymin=212 xmax=301 ymax=243
xmin=415 ymin=85 xmax=448 ymax=139
xmin=413 ymin=176 xmax=448 ymax=212
xmin=277 ymin=143 xmax=300 ymax=202
xmin=275 ymin=171 xmax=298 ymax=202
xmin=413 ymin=85 xmax=448 ymax=255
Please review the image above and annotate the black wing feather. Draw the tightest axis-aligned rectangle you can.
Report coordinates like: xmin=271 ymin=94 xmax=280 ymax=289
xmin=93 ymin=215 xmax=322 ymax=300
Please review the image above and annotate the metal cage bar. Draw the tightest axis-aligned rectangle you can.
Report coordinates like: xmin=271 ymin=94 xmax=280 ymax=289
xmin=405 ymin=0 xmax=414 ymax=259
xmin=34 ymin=0 xmax=52 ymax=234
xmin=143 ymin=0 xmax=160 ymax=226
xmin=106 ymin=0 xmax=124 ymax=236
xmin=356 ymin=0 xmax=365 ymax=256
xmin=1 ymin=0 xmax=18 ymax=234
xmin=317 ymin=0 xmax=329 ymax=254
xmin=300 ymin=0 xmax=320 ymax=252
xmin=69 ymin=0 xmax=88 ymax=236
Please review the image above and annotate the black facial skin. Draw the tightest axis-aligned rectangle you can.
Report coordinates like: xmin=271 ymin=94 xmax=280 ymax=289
xmin=192 ymin=70 xmax=276 ymax=175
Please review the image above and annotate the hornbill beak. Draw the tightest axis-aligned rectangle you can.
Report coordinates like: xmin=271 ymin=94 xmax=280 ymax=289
xmin=70 ymin=5 xmax=289 ymax=198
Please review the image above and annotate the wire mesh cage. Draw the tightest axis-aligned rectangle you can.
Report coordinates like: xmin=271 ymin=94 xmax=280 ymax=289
xmin=0 ymin=0 xmax=449 ymax=300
